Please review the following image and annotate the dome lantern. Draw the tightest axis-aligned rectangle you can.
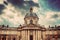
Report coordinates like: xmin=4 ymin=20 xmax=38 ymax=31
xmin=24 ymin=7 xmax=39 ymax=25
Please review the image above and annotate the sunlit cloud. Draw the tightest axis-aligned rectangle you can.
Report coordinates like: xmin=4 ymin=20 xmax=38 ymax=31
xmin=0 ymin=0 xmax=4 ymax=4
xmin=0 ymin=0 xmax=60 ymax=27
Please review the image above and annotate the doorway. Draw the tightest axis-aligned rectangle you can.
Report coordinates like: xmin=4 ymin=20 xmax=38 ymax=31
xmin=2 ymin=35 xmax=6 ymax=40
xmin=30 ymin=35 xmax=33 ymax=40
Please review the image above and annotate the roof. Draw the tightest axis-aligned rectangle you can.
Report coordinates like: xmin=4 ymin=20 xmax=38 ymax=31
xmin=25 ymin=12 xmax=39 ymax=18
xmin=17 ymin=24 xmax=46 ymax=31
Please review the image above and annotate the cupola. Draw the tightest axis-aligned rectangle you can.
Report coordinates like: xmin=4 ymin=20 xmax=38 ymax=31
xmin=24 ymin=7 xmax=39 ymax=25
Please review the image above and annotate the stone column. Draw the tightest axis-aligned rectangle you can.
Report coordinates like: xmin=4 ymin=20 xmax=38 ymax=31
xmin=11 ymin=36 xmax=13 ymax=40
xmin=15 ymin=36 xmax=18 ymax=40
xmin=6 ymin=36 xmax=8 ymax=40
xmin=21 ymin=31 xmax=23 ymax=40
xmin=17 ymin=36 xmax=20 ymax=40
xmin=55 ymin=36 xmax=58 ymax=40
xmin=36 ymin=30 xmax=38 ymax=40
xmin=33 ymin=30 xmax=35 ymax=40
xmin=35 ymin=30 xmax=36 ymax=40
xmin=0 ymin=36 xmax=1 ymax=40
xmin=20 ymin=31 xmax=22 ymax=40
xmin=28 ymin=30 xmax=29 ymax=40
xmin=37 ymin=31 xmax=39 ymax=40
xmin=1 ymin=36 xmax=2 ymax=40
xmin=25 ymin=30 xmax=28 ymax=40
xmin=26 ymin=30 xmax=28 ymax=40
xmin=22 ymin=30 xmax=26 ymax=40
xmin=23 ymin=30 xmax=26 ymax=40
xmin=38 ymin=31 xmax=41 ymax=40
xmin=25 ymin=30 xmax=26 ymax=40
xmin=50 ymin=36 xmax=52 ymax=40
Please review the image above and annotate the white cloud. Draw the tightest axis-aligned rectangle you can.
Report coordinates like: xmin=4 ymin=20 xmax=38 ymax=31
xmin=0 ymin=0 xmax=60 ymax=28
xmin=0 ymin=17 xmax=2 ymax=22
xmin=0 ymin=3 xmax=24 ymax=27
xmin=33 ymin=0 xmax=38 ymax=3
xmin=0 ymin=2 xmax=39 ymax=27
xmin=0 ymin=0 xmax=4 ymax=4
xmin=38 ymin=11 xmax=60 ymax=28
xmin=33 ymin=7 xmax=38 ymax=13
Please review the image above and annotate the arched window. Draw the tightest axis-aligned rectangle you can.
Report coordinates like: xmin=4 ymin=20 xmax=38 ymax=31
xmin=19 ymin=36 xmax=21 ymax=40
xmin=30 ymin=20 xmax=33 ymax=24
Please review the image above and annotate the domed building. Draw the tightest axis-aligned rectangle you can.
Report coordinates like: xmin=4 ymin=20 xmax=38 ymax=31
xmin=0 ymin=7 xmax=60 ymax=40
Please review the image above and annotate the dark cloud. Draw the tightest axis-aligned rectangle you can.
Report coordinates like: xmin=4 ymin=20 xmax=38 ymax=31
xmin=7 ymin=0 xmax=39 ymax=9
xmin=51 ymin=14 xmax=59 ymax=19
xmin=4 ymin=1 xmax=8 ymax=5
xmin=47 ymin=0 xmax=60 ymax=11
xmin=0 ymin=4 xmax=5 ymax=14
xmin=7 ymin=0 xmax=23 ymax=5
xmin=4 ymin=0 xmax=39 ymax=15
xmin=40 ymin=0 xmax=60 ymax=11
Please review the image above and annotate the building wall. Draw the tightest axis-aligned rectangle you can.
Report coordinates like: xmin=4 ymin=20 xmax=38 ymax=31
xmin=0 ymin=29 xmax=21 ymax=40
xmin=21 ymin=30 xmax=42 ymax=40
xmin=0 ymin=29 xmax=59 ymax=40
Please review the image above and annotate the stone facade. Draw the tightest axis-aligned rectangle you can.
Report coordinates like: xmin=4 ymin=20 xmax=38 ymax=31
xmin=0 ymin=7 xmax=60 ymax=40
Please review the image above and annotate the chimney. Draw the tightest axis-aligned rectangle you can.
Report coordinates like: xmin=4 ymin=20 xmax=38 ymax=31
xmin=2 ymin=25 xmax=5 ymax=27
xmin=49 ymin=25 xmax=50 ymax=28
xmin=55 ymin=25 xmax=57 ymax=28
xmin=7 ymin=25 xmax=9 ymax=28
xmin=19 ymin=24 xmax=22 ymax=26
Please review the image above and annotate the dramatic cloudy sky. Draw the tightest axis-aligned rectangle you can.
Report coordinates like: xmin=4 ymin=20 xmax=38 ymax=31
xmin=0 ymin=0 xmax=60 ymax=27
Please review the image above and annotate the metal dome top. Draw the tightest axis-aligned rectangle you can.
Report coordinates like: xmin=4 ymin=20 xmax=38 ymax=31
xmin=25 ymin=7 xmax=39 ymax=19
